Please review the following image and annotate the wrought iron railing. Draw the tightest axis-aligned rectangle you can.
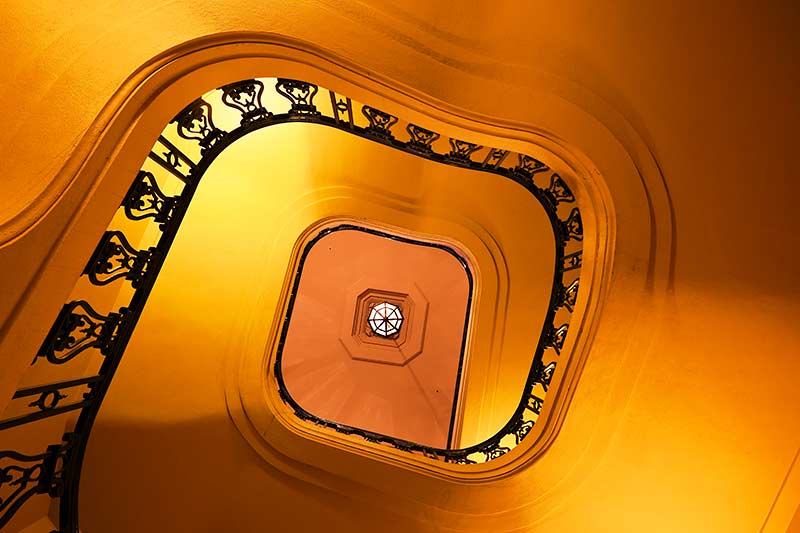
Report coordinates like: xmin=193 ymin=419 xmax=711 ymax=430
xmin=0 ymin=77 xmax=583 ymax=531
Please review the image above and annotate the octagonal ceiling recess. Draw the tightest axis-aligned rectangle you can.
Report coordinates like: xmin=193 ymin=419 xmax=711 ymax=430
xmin=278 ymin=225 xmax=472 ymax=449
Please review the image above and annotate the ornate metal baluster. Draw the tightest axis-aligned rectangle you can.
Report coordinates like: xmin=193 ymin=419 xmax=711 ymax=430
xmin=558 ymin=278 xmax=580 ymax=312
xmin=0 ymin=439 xmax=71 ymax=529
xmin=362 ymin=105 xmax=398 ymax=140
xmin=481 ymin=147 xmax=509 ymax=169
xmin=513 ymin=153 xmax=549 ymax=179
xmin=446 ymin=138 xmax=482 ymax=165
xmin=83 ymin=231 xmax=157 ymax=288
xmin=543 ymin=323 xmax=569 ymax=355
xmin=121 ymin=171 xmax=178 ymax=231
xmin=448 ymin=454 xmax=477 ymax=465
xmin=483 ymin=444 xmax=510 ymax=461
xmin=172 ymin=98 xmax=225 ymax=154
xmin=328 ymin=90 xmax=354 ymax=128
xmin=513 ymin=419 xmax=535 ymax=444
xmin=539 ymin=362 xmax=557 ymax=392
xmin=406 ymin=123 xmax=440 ymax=154
xmin=0 ymin=377 xmax=103 ymax=431
xmin=148 ymin=135 xmax=197 ymax=184
xmin=561 ymin=250 xmax=583 ymax=273
xmin=545 ymin=173 xmax=576 ymax=204
xmin=562 ymin=207 xmax=583 ymax=241
xmin=27 ymin=391 xmax=66 ymax=412
xmin=220 ymin=79 xmax=271 ymax=125
xmin=275 ymin=79 xmax=320 ymax=116
xmin=526 ymin=394 xmax=545 ymax=415
xmin=34 ymin=301 xmax=126 ymax=365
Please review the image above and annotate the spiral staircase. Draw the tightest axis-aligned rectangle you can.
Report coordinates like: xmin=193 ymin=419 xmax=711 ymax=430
xmin=1 ymin=2 xmax=799 ymax=532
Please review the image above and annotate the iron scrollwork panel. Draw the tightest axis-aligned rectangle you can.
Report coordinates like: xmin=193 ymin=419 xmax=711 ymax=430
xmin=362 ymin=105 xmax=398 ymax=140
xmin=34 ymin=301 xmax=126 ymax=365
xmin=149 ymin=136 xmax=197 ymax=184
xmin=328 ymin=90 xmax=354 ymax=128
xmin=446 ymin=139 xmax=482 ymax=165
xmin=406 ymin=124 xmax=440 ymax=154
xmin=483 ymin=444 xmax=512 ymax=462
xmin=220 ymin=79 xmax=271 ymax=125
xmin=543 ymin=323 xmax=570 ymax=355
xmin=83 ymin=231 xmax=157 ymax=288
xmin=514 ymin=419 xmax=535 ymax=444
xmin=562 ymin=207 xmax=584 ymax=242
xmin=481 ymin=147 xmax=510 ymax=170
xmin=559 ymin=279 xmax=580 ymax=312
xmin=538 ymin=362 xmax=557 ymax=393
xmin=122 ymin=170 xmax=178 ymax=231
xmin=275 ymin=78 xmax=320 ymax=116
xmin=546 ymin=174 xmax=576 ymax=205
xmin=526 ymin=394 xmax=545 ymax=415
xmin=0 ymin=377 xmax=103 ymax=431
xmin=172 ymin=98 xmax=225 ymax=154
xmin=0 ymin=438 xmax=71 ymax=529
xmin=561 ymin=250 xmax=583 ymax=273
xmin=513 ymin=153 xmax=549 ymax=180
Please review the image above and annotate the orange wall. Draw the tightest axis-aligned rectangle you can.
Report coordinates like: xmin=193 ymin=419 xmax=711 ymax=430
xmin=1 ymin=1 xmax=799 ymax=532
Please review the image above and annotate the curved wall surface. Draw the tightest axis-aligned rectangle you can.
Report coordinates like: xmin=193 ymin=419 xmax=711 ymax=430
xmin=1 ymin=2 xmax=799 ymax=532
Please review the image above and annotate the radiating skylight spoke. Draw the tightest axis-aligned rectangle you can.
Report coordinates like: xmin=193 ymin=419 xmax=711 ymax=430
xmin=368 ymin=302 xmax=403 ymax=337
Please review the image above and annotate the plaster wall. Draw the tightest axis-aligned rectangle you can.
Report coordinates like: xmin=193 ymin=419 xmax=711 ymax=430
xmin=0 ymin=1 xmax=798 ymax=532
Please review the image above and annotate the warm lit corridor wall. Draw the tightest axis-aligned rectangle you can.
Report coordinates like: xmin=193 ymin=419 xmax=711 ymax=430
xmin=0 ymin=1 xmax=799 ymax=532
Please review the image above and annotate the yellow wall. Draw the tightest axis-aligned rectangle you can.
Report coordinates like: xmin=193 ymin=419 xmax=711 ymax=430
xmin=0 ymin=1 xmax=798 ymax=532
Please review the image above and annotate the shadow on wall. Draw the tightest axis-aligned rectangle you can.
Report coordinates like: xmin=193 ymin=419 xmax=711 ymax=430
xmin=80 ymin=415 xmax=428 ymax=533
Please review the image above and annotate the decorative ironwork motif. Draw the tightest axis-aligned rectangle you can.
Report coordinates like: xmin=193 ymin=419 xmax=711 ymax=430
xmin=275 ymin=79 xmax=319 ymax=115
xmin=560 ymin=279 xmax=580 ymax=312
xmin=483 ymin=445 xmax=511 ymax=461
xmin=406 ymin=124 xmax=440 ymax=153
xmin=149 ymin=136 xmax=196 ymax=184
xmin=546 ymin=173 xmax=576 ymax=204
xmin=34 ymin=301 xmax=125 ymax=365
xmin=446 ymin=139 xmax=482 ymax=165
xmin=539 ymin=362 xmax=557 ymax=392
xmin=329 ymin=91 xmax=354 ymax=128
xmin=513 ymin=153 xmax=548 ymax=178
xmin=514 ymin=420 xmax=535 ymax=444
xmin=562 ymin=207 xmax=584 ymax=241
xmin=481 ymin=147 xmax=509 ymax=169
xmin=561 ymin=250 xmax=583 ymax=272
xmin=220 ymin=79 xmax=271 ymax=124
xmin=527 ymin=395 xmax=545 ymax=414
xmin=172 ymin=98 xmax=225 ymax=154
xmin=122 ymin=171 xmax=177 ymax=230
xmin=544 ymin=324 xmax=569 ymax=355
xmin=27 ymin=391 xmax=67 ymax=412
xmin=0 ymin=439 xmax=70 ymax=529
xmin=362 ymin=105 xmax=398 ymax=139
xmin=0 ymin=377 xmax=103 ymax=432
xmin=1 ymin=76 xmax=586 ymax=530
xmin=84 ymin=231 xmax=156 ymax=288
